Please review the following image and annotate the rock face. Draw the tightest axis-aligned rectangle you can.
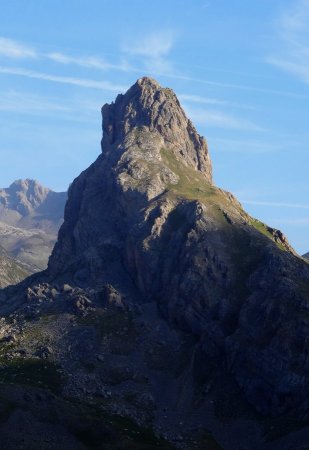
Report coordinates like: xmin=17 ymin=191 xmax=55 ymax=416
xmin=49 ymin=76 xmax=309 ymax=415
xmin=0 ymin=77 xmax=308 ymax=449
xmin=101 ymin=77 xmax=212 ymax=182
xmin=0 ymin=179 xmax=66 ymax=272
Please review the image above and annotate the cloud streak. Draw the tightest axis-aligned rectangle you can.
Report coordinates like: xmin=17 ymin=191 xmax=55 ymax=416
xmin=208 ymin=137 xmax=292 ymax=154
xmin=276 ymin=217 xmax=309 ymax=225
xmin=0 ymin=90 xmax=107 ymax=126
xmin=183 ymin=105 xmax=264 ymax=131
xmin=0 ymin=90 xmax=71 ymax=114
xmin=0 ymin=35 xmax=307 ymax=99
xmin=122 ymin=31 xmax=174 ymax=59
xmin=0 ymin=37 xmax=37 ymax=59
xmin=178 ymin=94 xmax=256 ymax=110
xmin=122 ymin=30 xmax=175 ymax=74
xmin=47 ymin=52 xmax=131 ymax=72
xmin=267 ymin=0 xmax=309 ymax=83
xmin=0 ymin=66 xmax=127 ymax=92
xmin=240 ymin=200 xmax=309 ymax=209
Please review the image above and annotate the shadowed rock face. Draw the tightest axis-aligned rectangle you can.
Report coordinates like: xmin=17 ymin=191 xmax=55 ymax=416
xmin=49 ymin=78 xmax=309 ymax=417
xmin=0 ymin=78 xmax=309 ymax=449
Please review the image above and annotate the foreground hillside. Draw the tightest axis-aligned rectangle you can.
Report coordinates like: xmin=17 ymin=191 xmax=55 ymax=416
xmin=0 ymin=78 xmax=308 ymax=450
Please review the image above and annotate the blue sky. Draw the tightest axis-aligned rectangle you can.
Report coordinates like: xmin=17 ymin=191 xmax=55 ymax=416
xmin=0 ymin=0 xmax=308 ymax=253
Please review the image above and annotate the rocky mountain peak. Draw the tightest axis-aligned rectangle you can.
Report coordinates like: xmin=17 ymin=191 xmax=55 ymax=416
xmin=0 ymin=180 xmax=67 ymax=272
xmin=0 ymin=179 xmax=51 ymax=215
xmin=0 ymin=78 xmax=309 ymax=449
xmin=101 ymin=76 xmax=212 ymax=182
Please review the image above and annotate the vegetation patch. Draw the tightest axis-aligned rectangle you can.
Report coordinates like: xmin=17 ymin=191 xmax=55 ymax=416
xmin=249 ymin=218 xmax=286 ymax=251
xmin=65 ymin=398 xmax=174 ymax=449
xmin=0 ymin=358 xmax=63 ymax=393
xmin=161 ymin=148 xmax=223 ymax=204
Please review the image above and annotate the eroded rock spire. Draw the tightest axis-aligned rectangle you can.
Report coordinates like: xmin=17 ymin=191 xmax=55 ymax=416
xmin=102 ymin=77 xmax=212 ymax=183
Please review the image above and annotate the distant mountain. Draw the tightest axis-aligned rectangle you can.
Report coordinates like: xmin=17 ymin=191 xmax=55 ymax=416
xmin=304 ymin=252 xmax=309 ymax=259
xmin=0 ymin=179 xmax=66 ymax=273
xmin=0 ymin=179 xmax=66 ymax=233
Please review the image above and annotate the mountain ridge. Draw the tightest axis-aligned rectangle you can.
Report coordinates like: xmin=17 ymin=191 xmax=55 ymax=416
xmin=0 ymin=178 xmax=66 ymax=233
xmin=0 ymin=179 xmax=66 ymax=275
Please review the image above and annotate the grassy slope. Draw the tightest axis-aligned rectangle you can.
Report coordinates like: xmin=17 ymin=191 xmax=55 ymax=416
xmin=160 ymin=148 xmax=289 ymax=250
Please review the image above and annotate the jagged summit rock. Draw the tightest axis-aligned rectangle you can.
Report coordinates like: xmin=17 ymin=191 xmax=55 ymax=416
xmin=102 ymin=76 xmax=212 ymax=182
xmin=0 ymin=78 xmax=308 ymax=449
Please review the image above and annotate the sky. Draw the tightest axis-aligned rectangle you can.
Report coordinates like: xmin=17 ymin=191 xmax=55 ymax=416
xmin=0 ymin=0 xmax=308 ymax=254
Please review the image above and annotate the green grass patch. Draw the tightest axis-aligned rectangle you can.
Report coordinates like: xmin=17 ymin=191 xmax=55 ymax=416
xmin=66 ymin=398 xmax=175 ymax=449
xmin=0 ymin=358 xmax=63 ymax=393
xmin=161 ymin=148 xmax=224 ymax=205
xmin=249 ymin=219 xmax=287 ymax=252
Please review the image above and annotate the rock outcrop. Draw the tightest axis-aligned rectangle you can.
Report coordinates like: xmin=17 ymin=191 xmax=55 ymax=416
xmin=0 ymin=179 xmax=66 ymax=272
xmin=0 ymin=77 xmax=308 ymax=450
xmin=101 ymin=77 xmax=212 ymax=182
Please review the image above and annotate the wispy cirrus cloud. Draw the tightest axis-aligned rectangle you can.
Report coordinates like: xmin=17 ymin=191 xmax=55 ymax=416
xmin=1 ymin=34 xmax=308 ymax=100
xmin=276 ymin=217 xmax=309 ymax=224
xmin=183 ymin=105 xmax=264 ymax=131
xmin=0 ymin=90 xmax=71 ymax=114
xmin=0 ymin=90 xmax=108 ymax=125
xmin=0 ymin=66 xmax=127 ymax=92
xmin=208 ymin=137 xmax=294 ymax=153
xmin=240 ymin=200 xmax=309 ymax=209
xmin=122 ymin=30 xmax=175 ymax=73
xmin=123 ymin=31 xmax=174 ymax=59
xmin=178 ymin=94 xmax=256 ymax=110
xmin=0 ymin=37 xmax=37 ymax=59
xmin=47 ymin=52 xmax=132 ymax=72
xmin=267 ymin=0 xmax=309 ymax=83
